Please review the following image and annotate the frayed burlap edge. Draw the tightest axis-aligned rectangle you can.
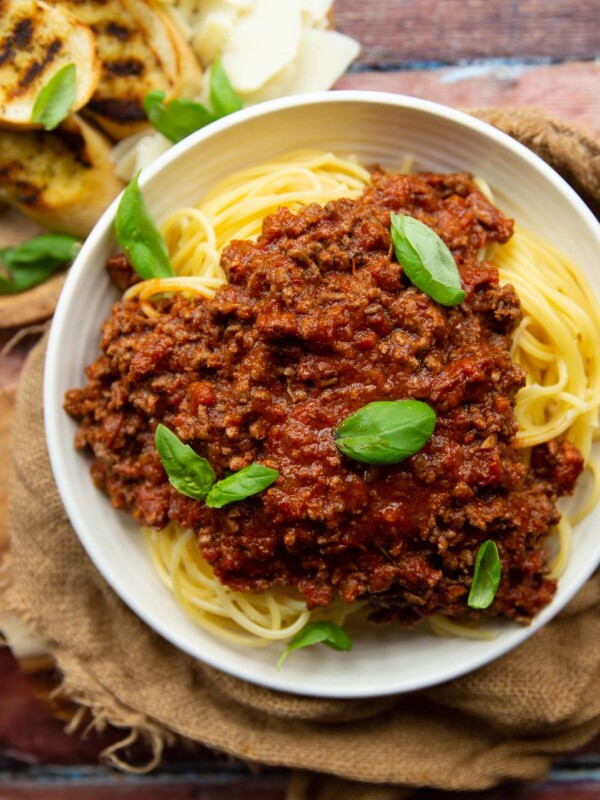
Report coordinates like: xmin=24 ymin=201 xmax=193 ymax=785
xmin=0 ymin=550 xmax=173 ymax=773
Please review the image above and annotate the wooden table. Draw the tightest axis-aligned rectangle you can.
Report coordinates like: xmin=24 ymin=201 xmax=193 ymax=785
xmin=1 ymin=1 xmax=599 ymax=796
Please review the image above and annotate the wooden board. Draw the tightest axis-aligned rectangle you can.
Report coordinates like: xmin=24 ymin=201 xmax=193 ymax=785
xmin=334 ymin=0 xmax=600 ymax=67
xmin=337 ymin=61 xmax=600 ymax=136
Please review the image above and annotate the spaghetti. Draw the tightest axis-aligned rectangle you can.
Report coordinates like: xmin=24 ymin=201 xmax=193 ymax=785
xmin=111 ymin=152 xmax=600 ymax=644
xmin=145 ymin=523 xmax=362 ymax=646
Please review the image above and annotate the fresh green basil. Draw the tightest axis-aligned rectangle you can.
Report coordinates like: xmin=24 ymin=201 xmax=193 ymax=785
xmin=277 ymin=621 xmax=352 ymax=670
xmin=390 ymin=213 xmax=466 ymax=306
xmin=154 ymin=425 xmax=277 ymax=507
xmin=205 ymin=464 xmax=279 ymax=509
xmin=334 ymin=400 xmax=436 ymax=465
xmin=155 ymin=424 xmax=216 ymax=501
xmin=468 ymin=540 xmax=501 ymax=609
xmin=0 ymin=252 xmax=61 ymax=294
xmin=143 ymin=91 xmax=217 ymax=144
xmin=143 ymin=60 xmax=242 ymax=143
xmin=4 ymin=233 xmax=80 ymax=265
xmin=209 ymin=58 xmax=243 ymax=117
xmin=31 ymin=63 xmax=77 ymax=131
xmin=115 ymin=172 xmax=174 ymax=280
xmin=0 ymin=234 xmax=80 ymax=294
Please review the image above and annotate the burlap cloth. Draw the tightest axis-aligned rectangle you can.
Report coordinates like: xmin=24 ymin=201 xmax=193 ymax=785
xmin=3 ymin=108 xmax=600 ymax=800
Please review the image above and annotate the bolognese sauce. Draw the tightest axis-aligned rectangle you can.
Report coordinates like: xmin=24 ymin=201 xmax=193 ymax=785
xmin=65 ymin=171 xmax=583 ymax=625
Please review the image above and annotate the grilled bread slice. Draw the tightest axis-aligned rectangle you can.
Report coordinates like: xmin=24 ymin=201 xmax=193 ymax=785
xmin=58 ymin=0 xmax=203 ymax=140
xmin=0 ymin=114 xmax=124 ymax=237
xmin=0 ymin=0 xmax=100 ymax=129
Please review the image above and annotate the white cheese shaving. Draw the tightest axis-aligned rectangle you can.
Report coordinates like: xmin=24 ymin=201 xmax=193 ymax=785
xmin=163 ymin=0 xmax=250 ymax=40
xmin=220 ymin=0 xmax=303 ymax=94
xmin=163 ymin=0 xmax=358 ymax=100
xmin=192 ymin=12 xmax=237 ymax=65
xmin=245 ymin=29 xmax=360 ymax=103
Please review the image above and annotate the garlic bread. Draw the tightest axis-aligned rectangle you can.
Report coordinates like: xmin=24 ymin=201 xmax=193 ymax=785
xmin=0 ymin=114 xmax=124 ymax=236
xmin=58 ymin=0 xmax=203 ymax=140
xmin=0 ymin=0 xmax=99 ymax=129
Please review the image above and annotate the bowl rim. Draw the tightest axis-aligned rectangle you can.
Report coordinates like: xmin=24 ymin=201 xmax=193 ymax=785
xmin=44 ymin=90 xmax=600 ymax=697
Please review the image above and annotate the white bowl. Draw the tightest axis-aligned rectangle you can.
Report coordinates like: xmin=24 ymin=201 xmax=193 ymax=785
xmin=45 ymin=92 xmax=600 ymax=698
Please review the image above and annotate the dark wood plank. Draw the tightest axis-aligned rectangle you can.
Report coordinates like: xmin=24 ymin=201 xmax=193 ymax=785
xmin=416 ymin=787 xmax=600 ymax=799
xmin=0 ymin=772 xmax=288 ymax=800
xmin=334 ymin=0 xmax=600 ymax=67
xmin=4 ymin=769 xmax=600 ymax=800
xmin=336 ymin=61 xmax=600 ymax=137
xmin=0 ymin=649 xmax=120 ymax=765
xmin=572 ymin=734 xmax=600 ymax=755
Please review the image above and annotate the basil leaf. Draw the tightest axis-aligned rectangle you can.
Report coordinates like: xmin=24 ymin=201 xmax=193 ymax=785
xmin=277 ymin=621 xmax=352 ymax=670
xmin=0 ymin=258 xmax=61 ymax=294
xmin=209 ymin=58 xmax=243 ymax=117
xmin=334 ymin=400 xmax=436 ymax=465
xmin=115 ymin=172 xmax=175 ymax=280
xmin=154 ymin=426 xmax=277 ymax=507
xmin=4 ymin=233 xmax=80 ymax=265
xmin=390 ymin=213 xmax=466 ymax=307
xmin=205 ymin=464 xmax=278 ymax=509
xmin=468 ymin=540 xmax=501 ymax=609
xmin=143 ymin=61 xmax=241 ymax=143
xmin=31 ymin=63 xmax=77 ymax=131
xmin=144 ymin=91 xmax=217 ymax=144
xmin=0 ymin=234 xmax=80 ymax=294
xmin=155 ymin=424 xmax=216 ymax=501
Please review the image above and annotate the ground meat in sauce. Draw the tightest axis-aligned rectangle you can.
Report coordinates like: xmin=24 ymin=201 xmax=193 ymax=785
xmin=64 ymin=171 xmax=584 ymax=625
